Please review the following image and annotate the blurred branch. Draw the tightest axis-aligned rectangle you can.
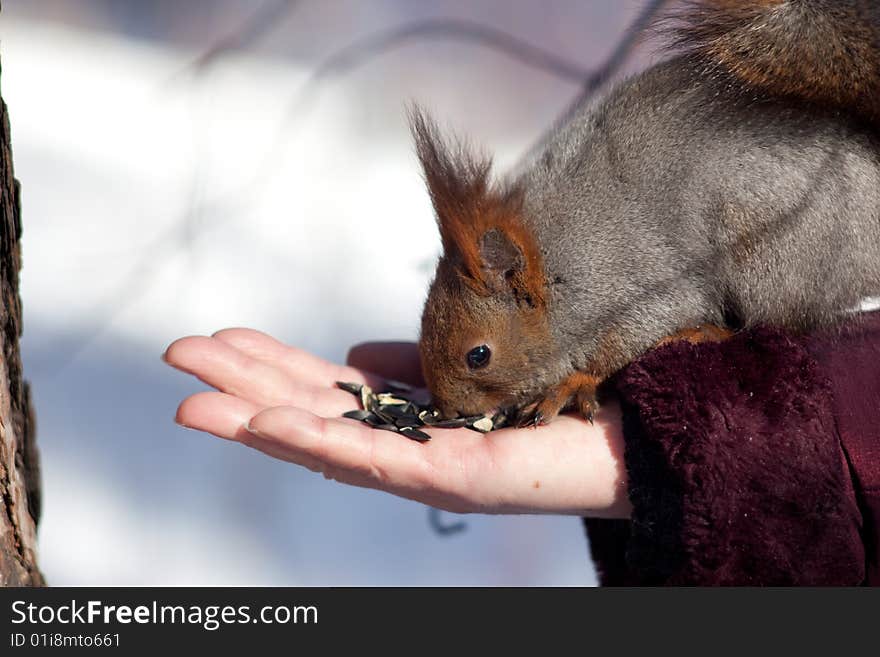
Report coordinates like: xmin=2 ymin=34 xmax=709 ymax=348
xmin=180 ymin=16 xmax=596 ymax=262
xmin=582 ymin=0 xmax=670 ymax=94
xmin=276 ymin=17 xmax=596 ymax=137
xmin=525 ymin=0 xmax=671 ymax=157
xmin=292 ymin=18 xmax=593 ymax=89
xmin=268 ymin=6 xmax=670 ymax=191
xmin=249 ymin=14 xmax=641 ymax=205
xmin=49 ymin=6 xmax=666 ymax=377
xmin=187 ymin=0 xmax=299 ymax=73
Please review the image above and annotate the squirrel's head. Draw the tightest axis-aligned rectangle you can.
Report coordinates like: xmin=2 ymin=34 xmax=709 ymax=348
xmin=411 ymin=108 xmax=554 ymax=418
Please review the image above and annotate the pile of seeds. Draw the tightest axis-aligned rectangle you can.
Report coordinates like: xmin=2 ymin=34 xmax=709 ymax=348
xmin=336 ymin=381 xmax=510 ymax=442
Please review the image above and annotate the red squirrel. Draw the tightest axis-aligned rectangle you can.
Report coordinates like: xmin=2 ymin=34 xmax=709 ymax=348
xmin=413 ymin=0 xmax=880 ymax=425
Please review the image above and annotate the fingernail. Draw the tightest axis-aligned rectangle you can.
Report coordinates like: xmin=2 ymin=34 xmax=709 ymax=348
xmin=244 ymin=421 xmax=262 ymax=437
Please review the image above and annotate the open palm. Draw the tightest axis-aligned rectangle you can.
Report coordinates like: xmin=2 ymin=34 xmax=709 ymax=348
xmin=164 ymin=328 xmax=631 ymax=518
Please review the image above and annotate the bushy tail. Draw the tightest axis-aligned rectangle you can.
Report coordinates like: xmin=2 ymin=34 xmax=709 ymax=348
xmin=663 ymin=0 xmax=880 ymax=129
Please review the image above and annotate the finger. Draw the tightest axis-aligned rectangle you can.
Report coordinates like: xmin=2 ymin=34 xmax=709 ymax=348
xmin=211 ymin=328 xmax=385 ymax=389
xmin=244 ymin=405 xmax=477 ymax=510
xmin=175 ymin=391 xmax=260 ymax=440
xmin=346 ymin=341 xmax=425 ymax=387
xmin=176 ymin=392 xmax=329 ymax=472
xmin=165 ymin=335 xmax=360 ymax=415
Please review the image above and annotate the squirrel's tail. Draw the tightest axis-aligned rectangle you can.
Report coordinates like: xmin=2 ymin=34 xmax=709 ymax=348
xmin=664 ymin=0 xmax=880 ymax=129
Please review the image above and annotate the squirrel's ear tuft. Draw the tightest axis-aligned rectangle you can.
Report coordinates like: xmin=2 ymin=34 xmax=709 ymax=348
xmin=409 ymin=106 xmax=490 ymax=200
xmin=409 ymin=105 xmax=490 ymax=266
xmin=409 ymin=105 xmax=546 ymax=308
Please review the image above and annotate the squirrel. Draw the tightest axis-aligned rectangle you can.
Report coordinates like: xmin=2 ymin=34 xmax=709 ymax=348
xmin=412 ymin=0 xmax=880 ymax=425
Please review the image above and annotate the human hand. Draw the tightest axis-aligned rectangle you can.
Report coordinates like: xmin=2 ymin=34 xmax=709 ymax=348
xmin=164 ymin=329 xmax=631 ymax=518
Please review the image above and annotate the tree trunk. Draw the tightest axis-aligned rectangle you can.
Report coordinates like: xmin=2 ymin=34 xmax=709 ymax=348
xmin=0 ymin=46 xmax=43 ymax=586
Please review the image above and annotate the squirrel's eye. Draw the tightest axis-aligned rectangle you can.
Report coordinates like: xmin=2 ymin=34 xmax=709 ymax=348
xmin=466 ymin=345 xmax=492 ymax=369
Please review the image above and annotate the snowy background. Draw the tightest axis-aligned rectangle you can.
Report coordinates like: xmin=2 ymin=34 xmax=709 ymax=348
xmin=0 ymin=0 xmax=653 ymax=585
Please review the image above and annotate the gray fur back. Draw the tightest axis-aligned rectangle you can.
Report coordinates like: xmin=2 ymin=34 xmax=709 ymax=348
xmin=517 ymin=56 xmax=880 ymax=371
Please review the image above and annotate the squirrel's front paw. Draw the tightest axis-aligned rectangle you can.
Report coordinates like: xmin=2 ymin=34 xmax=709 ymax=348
xmin=516 ymin=398 xmax=563 ymax=428
xmin=575 ymin=387 xmax=599 ymax=424
xmin=516 ymin=371 xmax=600 ymax=428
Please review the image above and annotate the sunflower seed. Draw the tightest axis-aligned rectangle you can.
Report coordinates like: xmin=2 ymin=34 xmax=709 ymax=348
xmin=337 ymin=381 xmax=512 ymax=440
xmin=376 ymin=393 xmax=408 ymax=405
xmin=378 ymin=404 xmax=408 ymax=419
xmin=394 ymin=415 xmax=424 ymax=429
xmin=342 ymin=409 xmax=374 ymax=421
xmin=373 ymin=423 xmax=399 ymax=433
xmin=362 ymin=413 xmax=386 ymax=427
xmin=471 ymin=417 xmax=494 ymax=433
xmin=336 ymin=381 xmax=363 ymax=396
xmin=400 ymin=427 xmax=431 ymax=442
xmin=429 ymin=417 xmax=469 ymax=429
xmin=372 ymin=406 xmax=396 ymax=424
xmin=360 ymin=384 xmax=374 ymax=411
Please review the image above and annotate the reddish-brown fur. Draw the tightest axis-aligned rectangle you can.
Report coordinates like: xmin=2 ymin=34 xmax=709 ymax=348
xmin=664 ymin=0 xmax=880 ymax=129
xmin=519 ymin=371 xmax=603 ymax=426
xmin=417 ymin=256 xmax=554 ymax=418
xmin=410 ymin=108 xmax=547 ymax=306
xmin=412 ymin=107 xmax=558 ymax=418
xmin=656 ymin=324 xmax=734 ymax=346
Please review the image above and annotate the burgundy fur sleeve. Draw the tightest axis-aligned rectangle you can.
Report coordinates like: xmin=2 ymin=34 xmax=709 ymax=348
xmin=584 ymin=314 xmax=880 ymax=586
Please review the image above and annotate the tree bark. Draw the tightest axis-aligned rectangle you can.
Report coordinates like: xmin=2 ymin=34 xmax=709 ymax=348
xmin=0 ymin=46 xmax=43 ymax=586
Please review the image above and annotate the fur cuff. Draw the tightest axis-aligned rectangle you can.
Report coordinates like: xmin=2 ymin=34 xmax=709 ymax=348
xmin=587 ymin=327 xmax=864 ymax=585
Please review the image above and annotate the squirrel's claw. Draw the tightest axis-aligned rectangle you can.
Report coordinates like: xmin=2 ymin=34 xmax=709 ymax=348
xmin=515 ymin=408 xmax=543 ymax=429
xmin=516 ymin=372 xmax=601 ymax=428
xmin=577 ymin=390 xmax=598 ymax=425
xmin=515 ymin=402 xmax=551 ymax=428
xmin=516 ymin=398 xmax=563 ymax=428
